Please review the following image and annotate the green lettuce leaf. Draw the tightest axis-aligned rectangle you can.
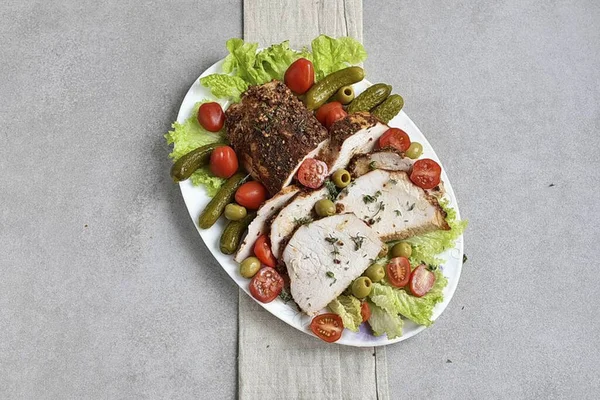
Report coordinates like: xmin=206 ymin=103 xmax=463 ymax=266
xmin=369 ymin=268 xmax=448 ymax=327
xmin=164 ymin=101 xmax=227 ymax=197
xmin=328 ymin=295 xmax=363 ymax=332
xmin=255 ymin=41 xmax=310 ymax=82
xmin=401 ymin=200 xmax=468 ymax=266
xmin=199 ymin=74 xmax=249 ymax=102
xmin=367 ymin=301 xmax=404 ymax=339
xmin=311 ymin=35 xmax=367 ymax=80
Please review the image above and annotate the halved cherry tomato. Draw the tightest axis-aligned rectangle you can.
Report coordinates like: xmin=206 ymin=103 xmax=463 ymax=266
xmin=249 ymin=267 xmax=284 ymax=303
xmin=296 ymin=158 xmax=328 ymax=189
xmin=325 ymin=108 xmax=347 ymax=129
xmin=386 ymin=256 xmax=411 ymax=287
xmin=310 ymin=313 xmax=344 ymax=343
xmin=235 ymin=181 xmax=268 ymax=210
xmin=253 ymin=234 xmax=277 ymax=268
xmin=409 ymin=264 xmax=436 ymax=297
xmin=410 ymin=158 xmax=442 ymax=189
xmin=360 ymin=302 xmax=371 ymax=322
xmin=284 ymin=58 xmax=315 ymax=94
xmin=209 ymin=146 xmax=238 ymax=178
xmin=379 ymin=128 xmax=411 ymax=152
xmin=197 ymin=102 xmax=225 ymax=132
xmin=315 ymin=102 xmax=343 ymax=125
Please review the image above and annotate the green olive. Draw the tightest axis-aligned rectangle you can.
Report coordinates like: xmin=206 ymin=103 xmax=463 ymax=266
xmin=224 ymin=203 xmax=247 ymax=221
xmin=315 ymin=199 xmax=336 ymax=217
xmin=405 ymin=142 xmax=423 ymax=159
xmin=351 ymin=276 xmax=373 ymax=298
xmin=335 ymin=85 xmax=355 ymax=105
xmin=364 ymin=263 xmax=386 ymax=282
xmin=332 ymin=169 xmax=352 ymax=188
xmin=239 ymin=257 xmax=261 ymax=278
xmin=391 ymin=242 xmax=412 ymax=258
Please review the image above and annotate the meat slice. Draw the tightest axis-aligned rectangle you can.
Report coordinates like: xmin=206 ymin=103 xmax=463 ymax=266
xmin=225 ymin=81 xmax=329 ymax=196
xmin=282 ymin=214 xmax=384 ymax=315
xmin=317 ymin=112 xmax=389 ymax=172
xmin=348 ymin=149 xmax=413 ymax=178
xmin=269 ymin=187 xmax=329 ymax=259
xmin=336 ymin=170 xmax=450 ymax=242
xmin=234 ymin=185 xmax=300 ymax=263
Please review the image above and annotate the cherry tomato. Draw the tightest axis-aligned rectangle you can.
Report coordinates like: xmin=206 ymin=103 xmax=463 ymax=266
xmin=235 ymin=181 xmax=268 ymax=210
xmin=253 ymin=234 xmax=277 ymax=268
xmin=325 ymin=107 xmax=347 ymax=129
xmin=249 ymin=267 xmax=284 ymax=303
xmin=410 ymin=158 xmax=442 ymax=189
xmin=379 ymin=128 xmax=411 ymax=152
xmin=310 ymin=313 xmax=344 ymax=343
xmin=360 ymin=302 xmax=371 ymax=322
xmin=315 ymin=102 xmax=343 ymax=125
xmin=284 ymin=58 xmax=315 ymax=94
xmin=386 ymin=256 xmax=411 ymax=287
xmin=409 ymin=264 xmax=435 ymax=297
xmin=197 ymin=102 xmax=225 ymax=132
xmin=296 ymin=158 xmax=328 ymax=189
xmin=209 ymin=146 xmax=238 ymax=178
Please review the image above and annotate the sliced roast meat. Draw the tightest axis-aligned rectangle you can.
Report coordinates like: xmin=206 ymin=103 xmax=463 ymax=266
xmin=234 ymin=185 xmax=300 ymax=263
xmin=269 ymin=187 xmax=329 ymax=259
xmin=336 ymin=170 xmax=450 ymax=242
xmin=348 ymin=149 xmax=413 ymax=178
xmin=317 ymin=112 xmax=389 ymax=173
xmin=282 ymin=213 xmax=384 ymax=315
xmin=225 ymin=81 xmax=329 ymax=196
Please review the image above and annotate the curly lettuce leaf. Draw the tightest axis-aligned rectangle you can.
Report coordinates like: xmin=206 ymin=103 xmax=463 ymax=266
xmin=367 ymin=301 xmax=404 ymax=339
xmin=199 ymin=74 xmax=249 ymax=102
xmin=400 ymin=200 xmax=468 ymax=266
xmin=164 ymin=101 xmax=226 ymax=197
xmin=311 ymin=35 xmax=367 ymax=80
xmin=328 ymin=295 xmax=363 ymax=332
xmin=369 ymin=268 xmax=448 ymax=327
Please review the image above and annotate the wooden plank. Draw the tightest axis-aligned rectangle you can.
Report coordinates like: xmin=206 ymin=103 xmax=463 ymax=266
xmin=244 ymin=0 xmax=363 ymax=47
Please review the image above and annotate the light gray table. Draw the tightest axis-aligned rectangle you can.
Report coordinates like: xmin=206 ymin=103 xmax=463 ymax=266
xmin=1 ymin=1 xmax=599 ymax=399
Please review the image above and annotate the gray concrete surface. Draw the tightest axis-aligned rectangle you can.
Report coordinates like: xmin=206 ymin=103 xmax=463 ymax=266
xmin=1 ymin=0 xmax=599 ymax=399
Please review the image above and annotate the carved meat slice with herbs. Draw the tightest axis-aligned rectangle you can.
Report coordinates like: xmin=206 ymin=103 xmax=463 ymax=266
xmin=282 ymin=213 xmax=384 ymax=315
xmin=225 ymin=81 xmax=329 ymax=196
xmin=234 ymin=185 xmax=300 ymax=263
xmin=348 ymin=148 xmax=413 ymax=178
xmin=317 ymin=112 xmax=389 ymax=173
xmin=336 ymin=170 xmax=450 ymax=242
xmin=269 ymin=186 xmax=329 ymax=260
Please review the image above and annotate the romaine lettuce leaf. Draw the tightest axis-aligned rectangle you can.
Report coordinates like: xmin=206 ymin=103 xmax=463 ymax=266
xmin=328 ymin=295 xmax=363 ymax=332
xmin=367 ymin=301 xmax=403 ymax=339
xmin=402 ymin=200 xmax=468 ymax=266
xmin=369 ymin=268 xmax=448 ymax=327
xmin=164 ymin=101 xmax=226 ymax=197
xmin=199 ymin=74 xmax=249 ymax=102
xmin=311 ymin=35 xmax=367 ymax=80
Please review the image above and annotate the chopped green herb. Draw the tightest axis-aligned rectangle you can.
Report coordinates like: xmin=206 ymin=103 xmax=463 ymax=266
xmin=326 ymin=271 xmax=335 ymax=278
xmin=293 ymin=216 xmax=312 ymax=226
xmin=363 ymin=194 xmax=377 ymax=204
xmin=350 ymin=233 xmax=366 ymax=250
xmin=325 ymin=235 xmax=339 ymax=244
xmin=324 ymin=179 xmax=339 ymax=201
xmin=394 ymin=209 xmax=402 ymax=216
xmin=279 ymin=289 xmax=293 ymax=303
xmin=389 ymin=178 xmax=398 ymax=185
xmin=369 ymin=160 xmax=378 ymax=170
xmin=407 ymin=203 xmax=415 ymax=211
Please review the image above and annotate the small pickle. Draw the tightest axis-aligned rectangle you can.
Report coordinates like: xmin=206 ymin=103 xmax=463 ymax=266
xmin=224 ymin=203 xmax=247 ymax=221
xmin=170 ymin=143 xmax=222 ymax=182
xmin=304 ymin=66 xmax=365 ymax=110
xmin=332 ymin=169 xmax=351 ymax=188
xmin=351 ymin=276 xmax=373 ymax=298
xmin=219 ymin=212 xmax=256 ymax=254
xmin=391 ymin=242 xmax=412 ymax=258
xmin=405 ymin=142 xmax=423 ymax=159
xmin=315 ymin=199 xmax=336 ymax=217
xmin=371 ymin=94 xmax=404 ymax=123
xmin=364 ymin=263 xmax=386 ymax=283
xmin=240 ymin=257 xmax=261 ymax=278
xmin=347 ymin=83 xmax=392 ymax=113
xmin=199 ymin=172 xmax=247 ymax=229
xmin=335 ymin=86 xmax=355 ymax=105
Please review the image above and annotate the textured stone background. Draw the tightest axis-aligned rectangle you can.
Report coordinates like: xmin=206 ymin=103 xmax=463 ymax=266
xmin=1 ymin=0 xmax=599 ymax=398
